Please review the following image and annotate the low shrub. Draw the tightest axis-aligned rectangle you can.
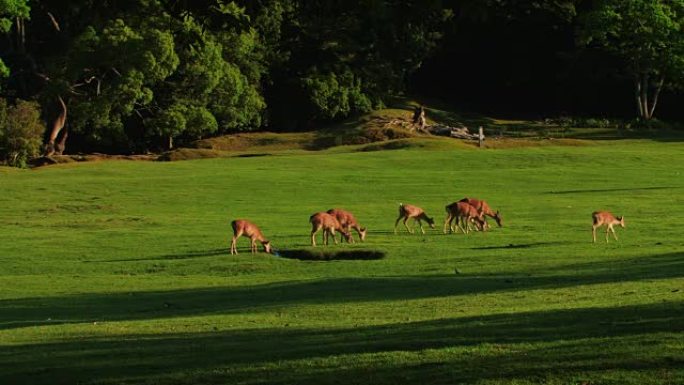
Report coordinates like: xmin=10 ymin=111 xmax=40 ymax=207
xmin=0 ymin=99 xmax=45 ymax=168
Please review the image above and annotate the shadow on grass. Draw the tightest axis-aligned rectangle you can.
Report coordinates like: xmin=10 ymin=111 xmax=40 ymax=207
xmin=470 ymin=241 xmax=571 ymax=250
xmin=90 ymin=248 xmax=228 ymax=263
xmin=2 ymin=301 xmax=682 ymax=384
xmin=277 ymin=249 xmax=385 ymax=261
xmin=1 ymin=252 xmax=682 ymax=331
xmin=547 ymin=186 xmax=678 ymax=195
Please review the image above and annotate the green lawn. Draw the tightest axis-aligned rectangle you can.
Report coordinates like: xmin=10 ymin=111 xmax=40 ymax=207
xmin=1 ymin=139 xmax=683 ymax=384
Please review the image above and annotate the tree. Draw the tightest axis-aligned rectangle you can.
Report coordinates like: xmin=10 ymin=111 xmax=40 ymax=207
xmin=0 ymin=0 xmax=30 ymax=83
xmin=0 ymin=98 xmax=45 ymax=167
xmin=242 ymin=0 xmax=452 ymax=128
xmin=578 ymin=0 xmax=684 ymax=120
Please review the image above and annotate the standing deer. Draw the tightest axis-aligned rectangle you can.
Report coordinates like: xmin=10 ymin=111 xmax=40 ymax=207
xmin=459 ymin=197 xmax=503 ymax=230
xmin=592 ymin=211 xmax=625 ymax=243
xmin=444 ymin=201 xmax=486 ymax=234
xmin=310 ymin=212 xmax=352 ymax=246
xmin=230 ymin=219 xmax=273 ymax=255
xmin=327 ymin=208 xmax=367 ymax=243
xmin=394 ymin=203 xmax=435 ymax=234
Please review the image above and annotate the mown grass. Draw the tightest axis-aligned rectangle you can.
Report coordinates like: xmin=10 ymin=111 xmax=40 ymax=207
xmin=1 ymin=139 xmax=683 ymax=384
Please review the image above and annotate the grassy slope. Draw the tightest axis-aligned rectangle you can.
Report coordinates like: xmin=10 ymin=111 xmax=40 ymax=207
xmin=0 ymin=140 xmax=683 ymax=384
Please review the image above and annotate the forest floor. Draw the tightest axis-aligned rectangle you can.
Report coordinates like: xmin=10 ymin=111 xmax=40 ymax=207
xmin=34 ymin=101 xmax=683 ymax=166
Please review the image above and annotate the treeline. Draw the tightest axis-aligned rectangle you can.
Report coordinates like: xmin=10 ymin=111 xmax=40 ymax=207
xmin=0 ymin=0 xmax=682 ymax=164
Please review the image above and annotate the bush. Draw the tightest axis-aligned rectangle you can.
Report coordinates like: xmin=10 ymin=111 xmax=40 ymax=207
xmin=545 ymin=116 xmax=620 ymax=129
xmin=625 ymin=118 xmax=679 ymax=131
xmin=0 ymin=99 xmax=46 ymax=167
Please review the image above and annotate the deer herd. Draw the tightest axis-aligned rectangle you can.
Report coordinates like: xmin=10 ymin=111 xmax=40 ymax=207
xmin=230 ymin=198 xmax=625 ymax=254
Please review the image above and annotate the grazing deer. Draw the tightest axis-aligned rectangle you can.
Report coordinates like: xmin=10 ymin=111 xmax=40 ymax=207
xmin=394 ymin=203 xmax=435 ymax=234
xmin=310 ymin=212 xmax=352 ymax=246
xmin=230 ymin=219 xmax=273 ymax=255
xmin=459 ymin=197 xmax=503 ymax=230
xmin=444 ymin=201 xmax=486 ymax=234
xmin=327 ymin=208 xmax=367 ymax=243
xmin=592 ymin=211 xmax=625 ymax=243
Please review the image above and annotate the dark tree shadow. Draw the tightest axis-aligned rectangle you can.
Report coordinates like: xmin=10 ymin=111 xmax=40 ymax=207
xmin=88 ymin=248 xmax=228 ymax=263
xmin=546 ymin=186 xmax=678 ymax=195
xmin=2 ymin=252 xmax=682 ymax=331
xmin=471 ymin=241 xmax=572 ymax=250
xmin=2 ymin=301 xmax=682 ymax=384
xmin=277 ymin=249 xmax=385 ymax=261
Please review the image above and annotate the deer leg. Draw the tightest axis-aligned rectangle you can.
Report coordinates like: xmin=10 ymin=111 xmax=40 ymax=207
xmin=311 ymin=226 xmax=320 ymax=247
xmin=465 ymin=218 xmax=473 ymax=232
xmin=231 ymin=230 xmax=244 ymax=255
xmin=230 ymin=236 xmax=238 ymax=255
xmin=346 ymin=226 xmax=355 ymax=244
xmin=610 ymin=225 xmax=618 ymax=241
xmin=403 ymin=217 xmax=413 ymax=234
xmin=331 ymin=229 xmax=339 ymax=245
xmin=250 ymin=239 xmax=257 ymax=254
xmin=394 ymin=216 xmax=403 ymax=234
xmin=417 ymin=219 xmax=426 ymax=234
xmin=443 ymin=214 xmax=451 ymax=234
xmin=592 ymin=225 xmax=597 ymax=243
xmin=457 ymin=217 xmax=467 ymax=234
xmin=605 ymin=226 xmax=611 ymax=243
xmin=447 ymin=215 xmax=456 ymax=233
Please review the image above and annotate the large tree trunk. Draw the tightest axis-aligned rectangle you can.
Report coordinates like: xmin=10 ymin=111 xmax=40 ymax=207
xmin=633 ymin=73 xmax=662 ymax=121
xmin=648 ymin=76 xmax=665 ymax=120
xmin=634 ymin=76 xmax=644 ymax=117
xmin=55 ymin=128 xmax=68 ymax=155
xmin=641 ymin=74 xmax=650 ymax=119
xmin=44 ymin=97 xmax=68 ymax=156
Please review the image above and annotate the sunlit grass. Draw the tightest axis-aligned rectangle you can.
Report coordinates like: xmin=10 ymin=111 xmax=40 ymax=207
xmin=1 ymin=139 xmax=683 ymax=384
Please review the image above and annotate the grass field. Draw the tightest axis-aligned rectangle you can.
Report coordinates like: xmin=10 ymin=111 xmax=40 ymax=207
xmin=1 ymin=138 xmax=683 ymax=384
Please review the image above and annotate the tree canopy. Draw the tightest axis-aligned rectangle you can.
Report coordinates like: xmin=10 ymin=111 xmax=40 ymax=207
xmin=0 ymin=0 xmax=682 ymax=158
xmin=578 ymin=0 xmax=684 ymax=120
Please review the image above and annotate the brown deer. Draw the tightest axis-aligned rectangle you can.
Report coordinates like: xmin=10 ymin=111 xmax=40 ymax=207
xmin=327 ymin=208 xmax=367 ymax=243
xmin=444 ymin=201 xmax=486 ymax=234
xmin=592 ymin=211 xmax=625 ymax=243
xmin=310 ymin=212 xmax=352 ymax=246
xmin=230 ymin=219 xmax=273 ymax=255
xmin=394 ymin=203 xmax=435 ymax=234
xmin=459 ymin=197 xmax=503 ymax=230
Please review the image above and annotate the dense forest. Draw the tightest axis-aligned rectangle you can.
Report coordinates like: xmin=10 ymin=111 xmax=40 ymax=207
xmin=0 ymin=0 xmax=682 ymax=165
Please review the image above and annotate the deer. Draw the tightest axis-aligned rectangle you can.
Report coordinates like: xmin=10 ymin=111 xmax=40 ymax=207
xmin=310 ymin=212 xmax=352 ymax=246
xmin=230 ymin=219 xmax=273 ymax=255
xmin=444 ymin=201 xmax=486 ymax=234
xmin=394 ymin=203 xmax=435 ymax=234
xmin=592 ymin=211 xmax=625 ymax=243
xmin=459 ymin=197 xmax=503 ymax=230
xmin=327 ymin=208 xmax=367 ymax=243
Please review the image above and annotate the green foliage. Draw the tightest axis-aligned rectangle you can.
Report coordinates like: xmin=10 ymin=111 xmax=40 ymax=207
xmin=578 ymin=0 xmax=684 ymax=117
xmin=146 ymin=104 xmax=219 ymax=141
xmin=578 ymin=0 xmax=684 ymax=73
xmin=0 ymin=0 xmax=29 ymax=33
xmin=252 ymin=0 xmax=450 ymax=127
xmin=0 ymin=99 xmax=45 ymax=167
xmin=54 ymin=2 xmax=266 ymax=149
xmin=301 ymin=70 xmax=372 ymax=120
xmin=0 ymin=0 xmax=30 ymax=82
